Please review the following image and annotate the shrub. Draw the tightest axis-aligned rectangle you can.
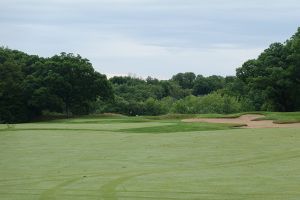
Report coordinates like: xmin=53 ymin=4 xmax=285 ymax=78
xmin=172 ymin=93 xmax=244 ymax=114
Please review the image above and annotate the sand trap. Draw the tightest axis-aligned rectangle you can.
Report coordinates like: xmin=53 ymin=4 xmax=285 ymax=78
xmin=183 ymin=114 xmax=300 ymax=129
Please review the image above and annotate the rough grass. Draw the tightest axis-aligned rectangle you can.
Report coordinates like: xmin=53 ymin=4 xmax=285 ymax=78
xmin=1 ymin=113 xmax=300 ymax=200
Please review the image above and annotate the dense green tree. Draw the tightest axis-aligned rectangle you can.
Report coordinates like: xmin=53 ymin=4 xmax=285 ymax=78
xmin=0 ymin=60 xmax=27 ymax=122
xmin=193 ymin=75 xmax=225 ymax=96
xmin=172 ymin=93 xmax=243 ymax=114
xmin=236 ymin=28 xmax=300 ymax=111
xmin=43 ymin=53 xmax=113 ymax=116
xmin=0 ymin=48 xmax=112 ymax=122
xmin=2 ymin=27 xmax=300 ymax=121
xmin=171 ymin=72 xmax=196 ymax=89
xmin=144 ymin=98 xmax=166 ymax=116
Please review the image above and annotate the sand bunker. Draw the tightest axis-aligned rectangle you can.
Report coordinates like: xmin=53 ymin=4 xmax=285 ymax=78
xmin=183 ymin=114 xmax=300 ymax=129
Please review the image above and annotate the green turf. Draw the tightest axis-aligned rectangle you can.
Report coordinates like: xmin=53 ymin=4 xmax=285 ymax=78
xmin=120 ymin=122 xmax=240 ymax=133
xmin=1 ymin=114 xmax=300 ymax=200
xmin=260 ymin=112 xmax=300 ymax=123
xmin=207 ymin=111 xmax=300 ymax=124
xmin=45 ymin=118 xmax=151 ymax=124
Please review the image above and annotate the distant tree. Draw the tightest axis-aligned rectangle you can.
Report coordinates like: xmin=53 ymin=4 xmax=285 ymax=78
xmin=193 ymin=75 xmax=225 ymax=96
xmin=146 ymin=76 xmax=159 ymax=84
xmin=160 ymin=80 xmax=191 ymax=99
xmin=172 ymin=72 xmax=196 ymax=89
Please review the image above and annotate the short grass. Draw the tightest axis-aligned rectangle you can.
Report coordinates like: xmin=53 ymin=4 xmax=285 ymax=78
xmin=150 ymin=112 xmax=300 ymax=124
xmin=260 ymin=112 xmax=300 ymax=123
xmin=1 ymin=113 xmax=300 ymax=200
xmin=120 ymin=122 xmax=240 ymax=133
xmin=219 ymin=111 xmax=300 ymax=124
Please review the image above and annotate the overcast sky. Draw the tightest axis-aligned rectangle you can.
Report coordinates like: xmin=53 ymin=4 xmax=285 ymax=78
xmin=1 ymin=0 xmax=299 ymax=79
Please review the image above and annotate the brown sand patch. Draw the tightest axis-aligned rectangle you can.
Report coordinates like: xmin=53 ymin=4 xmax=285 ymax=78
xmin=182 ymin=114 xmax=300 ymax=129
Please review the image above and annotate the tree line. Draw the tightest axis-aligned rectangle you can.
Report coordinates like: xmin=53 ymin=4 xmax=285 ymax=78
xmin=0 ymin=50 xmax=112 ymax=122
xmin=1 ymin=27 xmax=299 ymax=122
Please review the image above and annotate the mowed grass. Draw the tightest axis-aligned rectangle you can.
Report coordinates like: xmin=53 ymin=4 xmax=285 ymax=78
xmin=120 ymin=122 xmax=239 ymax=133
xmin=145 ymin=112 xmax=300 ymax=124
xmin=1 ymin=114 xmax=300 ymax=200
xmin=214 ymin=112 xmax=300 ymax=124
xmin=260 ymin=112 xmax=300 ymax=123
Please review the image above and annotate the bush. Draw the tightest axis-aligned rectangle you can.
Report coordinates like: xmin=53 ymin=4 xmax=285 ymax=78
xmin=172 ymin=93 xmax=244 ymax=114
xmin=144 ymin=98 xmax=167 ymax=116
xmin=94 ymin=93 xmax=251 ymax=116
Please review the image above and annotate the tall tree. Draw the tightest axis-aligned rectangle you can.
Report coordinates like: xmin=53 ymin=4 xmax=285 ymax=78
xmin=0 ymin=60 xmax=27 ymax=122
xmin=236 ymin=28 xmax=300 ymax=111
xmin=0 ymin=48 xmax=113 ymax=122
xmin=44 ymin=53 xmax=113 ymax=116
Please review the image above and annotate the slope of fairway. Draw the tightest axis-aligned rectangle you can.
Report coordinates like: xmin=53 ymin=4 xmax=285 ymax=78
xmin=0 ymin=116 xmax=300 ymax=199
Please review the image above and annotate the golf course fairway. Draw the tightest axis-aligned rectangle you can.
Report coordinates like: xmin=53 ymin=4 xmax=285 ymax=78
xmin=0 ymin=115 xmax=300 ymax=199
